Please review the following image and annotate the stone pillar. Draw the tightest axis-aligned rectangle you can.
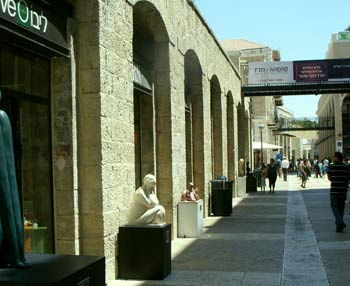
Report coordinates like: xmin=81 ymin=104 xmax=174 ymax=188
xmin=74 ymin=0 xmax=135 ymax=281
xmin=202 ymin=77 xmax=212 ymax=216
xmin=154 ymin=41 xmax=173 ymax=232
xmin=52 ymin=53 xmax=79 ymax=254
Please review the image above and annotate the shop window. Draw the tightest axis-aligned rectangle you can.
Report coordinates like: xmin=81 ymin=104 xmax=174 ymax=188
xmin=133 ymin=88 xmax=154 ymax=188
xmin=0 ymin=42 xmax=52 ymax=254
xmin=21 ymin=101 xmax=52 ymax=254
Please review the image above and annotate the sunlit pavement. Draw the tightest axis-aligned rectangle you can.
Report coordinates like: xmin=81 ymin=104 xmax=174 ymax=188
xmin=112 ymin=175 xmax=350 ymax=286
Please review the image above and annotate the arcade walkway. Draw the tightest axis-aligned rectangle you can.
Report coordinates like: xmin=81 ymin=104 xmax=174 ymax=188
xmin=113 ymin=175 xmax=350 ymax=286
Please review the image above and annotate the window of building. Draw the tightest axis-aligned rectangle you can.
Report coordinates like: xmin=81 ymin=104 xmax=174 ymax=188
xmin=342 ymin=97 xmax=350 ymax=136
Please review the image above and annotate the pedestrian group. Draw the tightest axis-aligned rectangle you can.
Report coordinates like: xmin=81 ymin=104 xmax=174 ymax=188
xmin=259 ymin=152 xmax=350 ymax=233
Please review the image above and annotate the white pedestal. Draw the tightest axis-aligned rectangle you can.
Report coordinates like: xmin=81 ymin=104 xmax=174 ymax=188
xmin=237 ymin=176 xmax=246 ymax=197
xmin=178 ymin=199 xmax=203 ymax=238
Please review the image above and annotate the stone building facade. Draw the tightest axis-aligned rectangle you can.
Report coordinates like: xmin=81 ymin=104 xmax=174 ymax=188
xmin=316 ymin=31 xmax=350 ymax=160
xmin=0 ymin=0 xmax=246 ymax=282
xmin=276 ymin=106 xmax=294 ymax=159
xmin=221 ymin=39 xmax=284 ymax=168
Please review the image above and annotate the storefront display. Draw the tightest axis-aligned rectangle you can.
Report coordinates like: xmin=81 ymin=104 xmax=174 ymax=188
xmin=0 ymin=0 xmax=73 ymax=255
xmin=0 ymin=42 xmax=53 ymax=254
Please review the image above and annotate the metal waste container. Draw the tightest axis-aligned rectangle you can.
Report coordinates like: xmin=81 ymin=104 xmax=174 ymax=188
xmin=210 ymin=178 xmax=233 ymax=216
xmin=246 ymin=174 xmax=257 ymax=193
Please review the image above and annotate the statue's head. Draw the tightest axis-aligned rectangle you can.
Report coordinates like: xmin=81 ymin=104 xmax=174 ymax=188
xmin=143 ymin=174 xmax=156 ymax=191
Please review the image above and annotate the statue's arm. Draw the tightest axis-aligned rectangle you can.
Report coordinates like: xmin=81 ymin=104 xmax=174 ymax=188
xmin=148 ymin=192 xmax=159 ymax=205
xmin=134 ymin=189 xmax=156 ymax=208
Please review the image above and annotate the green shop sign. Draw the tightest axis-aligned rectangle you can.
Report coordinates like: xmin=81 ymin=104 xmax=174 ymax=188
xmin=1 ymin=0 xmax=47 ymax=32
xmin=0 ymin=0 xmax=72 ymax=57
xmin=338 ymin=31 xmax=350 ymax=41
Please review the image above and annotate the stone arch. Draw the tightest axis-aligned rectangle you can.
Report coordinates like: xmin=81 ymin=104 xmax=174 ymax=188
xmin=210 ymin=75 xmax=223 ymax=178
xmin=226 ymin=91 xmax=235 ymax=180
xmin=133 ymin=2 xmax=172 ymax=219
xmin=184 ymin=49 xmax=204 ymax=198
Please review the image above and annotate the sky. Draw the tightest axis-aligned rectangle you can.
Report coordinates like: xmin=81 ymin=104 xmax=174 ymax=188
xmin=194 ymin=0 xmax=350 ymax=118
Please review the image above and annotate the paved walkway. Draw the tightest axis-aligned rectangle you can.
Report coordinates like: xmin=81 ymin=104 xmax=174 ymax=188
xmin=112 ymin=175 xmax=350 ymax=286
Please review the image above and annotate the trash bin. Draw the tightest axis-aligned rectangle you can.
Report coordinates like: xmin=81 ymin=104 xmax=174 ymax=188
xmin=246 ymin=174 xmax=257 ymax=193
xmin=210 ymin=178 xmax=233 ymax=216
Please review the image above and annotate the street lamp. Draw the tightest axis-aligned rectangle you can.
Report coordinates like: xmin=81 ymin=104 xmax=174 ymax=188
xmin=258 ymin=123 xmax=264 ymax=167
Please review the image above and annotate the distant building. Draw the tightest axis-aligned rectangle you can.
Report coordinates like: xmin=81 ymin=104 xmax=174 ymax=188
xmin=276 ymin=106 xmax=294 ymax=159
xmin=221 ymin=39 xmax=295 ymax=168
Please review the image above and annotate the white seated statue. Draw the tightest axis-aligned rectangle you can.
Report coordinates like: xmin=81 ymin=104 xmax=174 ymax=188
xmin=127 ymin=174 xmax=166 ymax=225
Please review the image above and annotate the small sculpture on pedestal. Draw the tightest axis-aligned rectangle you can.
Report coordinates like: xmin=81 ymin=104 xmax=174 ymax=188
xmin=181 ymin=182 xmax=200 ymax=202
xmin=0 ymin=92 xmax=30 ymax=268
xmin=127 ymin=174 xmax=165 ymax=225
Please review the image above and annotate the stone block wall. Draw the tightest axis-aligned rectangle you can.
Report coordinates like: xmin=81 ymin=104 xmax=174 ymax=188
xmin=53 ymin=0 xmax=244 ymax=282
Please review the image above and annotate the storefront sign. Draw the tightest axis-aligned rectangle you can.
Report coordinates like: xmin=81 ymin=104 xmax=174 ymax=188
xmin=0 ymin=0 xmax=72 ymax=57
xmin=338 ymin=31 xmax=350 ymax=40
xmin=1 ymin=0 xmax=47 ymax=32
xmin=337 ymin=140 xmax=343 ymax=152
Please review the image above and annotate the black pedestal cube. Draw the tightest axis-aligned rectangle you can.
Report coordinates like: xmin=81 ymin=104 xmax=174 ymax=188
xmin=118 ymin=224 xmax=171 ymax=280
xmin=0 ymin=254 xmax=105 ymax=286
xmin=210 ymin=180 xmax=233 ymax=216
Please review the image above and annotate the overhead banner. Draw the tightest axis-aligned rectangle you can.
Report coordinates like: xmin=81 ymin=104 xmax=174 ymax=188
xmin=248 ymin=59 xmax=350 ymax=85
xmin=327 ymin=59 xmax=350 ymax=81
xmin=248 ymin=61 xmax=294 ymax=85
xmin=293 ymin=60 xmax=328 ymax=82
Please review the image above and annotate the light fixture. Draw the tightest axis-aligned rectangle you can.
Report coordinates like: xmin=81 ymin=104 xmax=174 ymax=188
xmin=258 ymin=123 xmax=265 ymax=167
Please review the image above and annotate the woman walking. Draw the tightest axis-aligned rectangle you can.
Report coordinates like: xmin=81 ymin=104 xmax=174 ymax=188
xmin=265 ymin=158 xmax=278 ymax=194
xmin=301 ymin=159 xmax=308 ymax=188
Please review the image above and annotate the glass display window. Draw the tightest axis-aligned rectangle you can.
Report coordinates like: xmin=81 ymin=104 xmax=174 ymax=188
xmin=0 ymin=42 xmax=53 ymax=254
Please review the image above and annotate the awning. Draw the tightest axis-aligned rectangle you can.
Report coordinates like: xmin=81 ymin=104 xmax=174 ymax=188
xmin=252 ymin=142 xmax=283 ymax=149
xmin=279 ymin=133 xmax=296 ymax=137
xmin=133 ymin=62 xmax=152 ymax=93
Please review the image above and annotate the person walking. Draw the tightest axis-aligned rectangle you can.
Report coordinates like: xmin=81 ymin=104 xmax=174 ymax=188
xmin=265 ymin=158 xmax=278 ymax=194
xmin=323 ymin=157 xmax=329 ymax=175
xmin=327 ymin=152 xmax=350 ymax=232
xmin=261 ymin=163 xmax=266 ymax=192
xmin=301 ymin=159 xmax=308 ymax=188
xmin=281 ymin=157 xmax=289 ymax=181
xmin=314 ymin=160 xmax=321 ymax=178
xmin=296 ymin=159 xmax=301 ymax=177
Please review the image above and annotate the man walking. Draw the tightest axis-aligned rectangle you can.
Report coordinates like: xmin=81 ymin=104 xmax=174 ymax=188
xmin=327 ymin=152 xmax=350 ymax=232
xmin=281 ymin=157 xmax=289 ymax=181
